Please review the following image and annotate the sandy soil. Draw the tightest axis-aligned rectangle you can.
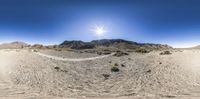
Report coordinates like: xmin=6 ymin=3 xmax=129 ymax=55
xmin=36 ymin=51 xmax=114 ymax=62
xmin=0 ymin=49 xmax=200 ymax=98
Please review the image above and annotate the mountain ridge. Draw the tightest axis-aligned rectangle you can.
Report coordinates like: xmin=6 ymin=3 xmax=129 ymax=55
xmin=59 ymin=39 xmax=172 ymax=49
xmin=0 ymin=39 xmax=172 ymax=49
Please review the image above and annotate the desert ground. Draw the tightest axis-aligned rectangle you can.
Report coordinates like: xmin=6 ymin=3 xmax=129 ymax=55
xmin=0 ymin=48 xmax=200 ymax=98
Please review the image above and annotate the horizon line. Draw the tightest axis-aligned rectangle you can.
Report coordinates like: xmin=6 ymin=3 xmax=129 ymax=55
xmin=0 ymin=38 xmax=198 ymax=48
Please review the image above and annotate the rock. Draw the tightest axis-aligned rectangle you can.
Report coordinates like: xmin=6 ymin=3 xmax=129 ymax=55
xmin=121 ymin=64 xmax=125 ymax=67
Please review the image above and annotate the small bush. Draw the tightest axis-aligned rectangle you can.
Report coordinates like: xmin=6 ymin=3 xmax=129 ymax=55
xmin=103 ymin=52 xmax=111 ymax=55
xmin=160 ymin=51 xmax=171 ymax=55
xmin=111 ymin=67 xmax=120 ymax=72
xmin=60 ymin=70 xmax=68 ymax=72
xmin=55 ymin=49 xmax=62 ymax=51
xmin=97 ymin=52 xmax=102 ymax=55
xmin=33 ymin=49 xmax=38 ymax=52
xmin=113 ymin=51 xmax=129 ymax=57
xmin=135 ymin=48 xmax=150 ymax=53
xmin=102 ymin=74 xmax=110 ymax=80
xmin=54 ymin=67 xmax=60 ymax=70
xmin=114 ymin=63 xmax=118 ymax=66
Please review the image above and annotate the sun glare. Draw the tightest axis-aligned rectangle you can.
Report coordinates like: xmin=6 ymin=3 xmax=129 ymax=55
xmin=91 ymin=24 xmax=107 ymax=37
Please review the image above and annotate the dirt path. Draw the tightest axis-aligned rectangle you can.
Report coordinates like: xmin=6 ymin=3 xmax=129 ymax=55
xmin=35 ymin=52 xmax=115 ymax=62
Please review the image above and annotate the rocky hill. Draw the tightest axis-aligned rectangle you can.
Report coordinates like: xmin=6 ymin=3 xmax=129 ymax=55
xmin=0 ymin=41 xmax=30 ymax=49
xmin=59 ymin=39 xmax=172 ymax=50
xmin=59 ymin=40 xmax=95 ymax=49
xmin=0 ymin=39 xmax=172 ymax=50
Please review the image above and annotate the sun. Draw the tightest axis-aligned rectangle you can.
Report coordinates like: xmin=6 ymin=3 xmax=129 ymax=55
xmin=91 ymin=24 xmax=107 ymax=37
xmin=95 ymin=26 xmax=106 ymax=36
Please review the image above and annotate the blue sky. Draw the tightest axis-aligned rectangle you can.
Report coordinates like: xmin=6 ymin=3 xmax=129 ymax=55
xmin=0 ymin=0 xmax=200 ymax=47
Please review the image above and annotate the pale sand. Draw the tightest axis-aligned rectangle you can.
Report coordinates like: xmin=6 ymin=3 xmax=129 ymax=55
xmin=36 ymin=52 xmax=115 ymax=62
xmin=0 ymin=49 xmax=199 ymax=98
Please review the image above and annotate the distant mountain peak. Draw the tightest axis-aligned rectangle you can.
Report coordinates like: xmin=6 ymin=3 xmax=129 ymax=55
xmin=10 ymin=41 xmax=28 ymax=45
xmin=59 ymin=39 xmax=172 ymax=49
xmin=0 ymin=41 xmax=29 ymax=49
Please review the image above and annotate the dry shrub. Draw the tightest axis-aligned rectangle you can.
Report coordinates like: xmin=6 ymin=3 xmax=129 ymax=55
xmin=55 ymin=49 xmax=62 ymax=51
xmin=160 ymin=51 xmax=172 ymax=55
xmin=135 ymin=48 xmax=150 ymax=53
xmin=113 ymin=50 xmax=129 ymax=57
xmin=114 ymin=63 xmax=119 ymax=66
xmin=102 ymin=74 xmax=110 ymax=80
xmin=111 ymin=67 xmax=119 ymax=72
xmin=32 ymin=49 xmax=39 ymax=52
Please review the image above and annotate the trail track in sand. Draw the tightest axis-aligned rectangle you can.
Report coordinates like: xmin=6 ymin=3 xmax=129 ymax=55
xmin=35 ymin=52 xmax=115 ymax=62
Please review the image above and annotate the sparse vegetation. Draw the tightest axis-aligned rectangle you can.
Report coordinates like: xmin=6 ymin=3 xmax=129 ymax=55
xmin=113 ymin=50 xmax=129 ymax=57
xmin=162 ymin=95 xmax=176 ymax=98
xmin=111 ymin=67 xmax=120 ymax=72
xmin=135 ymin=48 xmax=150 ymax=53
xmin=54 ymin=67 xmax=68 ymax=72
xmin=32 ymin=49 xmax=38 ymax=52
xmin=160 ymin=51 xmax=172 ymax=55
xmin=103 ymin=52 xmax=111 ymax=55
xmin=54 ymin=66 xmax=60 ymax=70
xmin=97 ymin=50 xmax=112 ymax=55
xmin=55 ymin=48 xmax=62 ymax=51
xmin=60 ymin=70 xmax=68 ymax=72
xmin=102 ymin=74 xmax=110 ymax=80
xmin=114 ymin=63 xmax=118 ymax=66
xmin=97 ymin=52 xmax=102 ymax=55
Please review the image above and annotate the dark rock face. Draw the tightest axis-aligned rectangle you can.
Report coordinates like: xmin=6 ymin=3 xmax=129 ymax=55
xmin=91 ymin=39 xmax=137 ymax=46
xmin=59 ymin=40 xmax=95 ymax=49
xmin=59 ymin=39 xmax=172 ymax=50
xmin=0 ymin=39 xmax=172 ymax=50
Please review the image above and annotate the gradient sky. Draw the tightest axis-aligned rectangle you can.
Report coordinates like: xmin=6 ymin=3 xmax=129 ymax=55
xmin=0 ymin=0 xmax=200 ymax=47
